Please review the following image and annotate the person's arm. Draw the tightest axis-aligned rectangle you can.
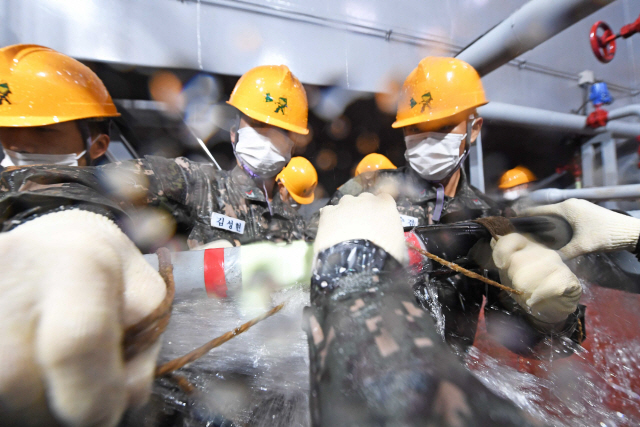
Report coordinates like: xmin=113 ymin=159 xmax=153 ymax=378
xmin=522 ymin=198 xmax=640 ymax=259
xmin=484 ymin=286 xmax=585 ymax=358
xmin=0 ymin=164 xmax=132 ymax=232
xmin=0 ymin=210 xmax=167 ymax=426
xmin=306 ymin=193 xmax=539 ymax=426
xmin=0 ymin=157 xmax=222 ymax=249
xmin=484 ymin=233 xmax=584 ymax=358
xmin=102 ymin=155 xmax=219 ymax=216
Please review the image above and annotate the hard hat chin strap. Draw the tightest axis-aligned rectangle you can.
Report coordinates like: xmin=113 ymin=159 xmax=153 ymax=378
xmin=77 ymin=120 xmax=94 ymax=166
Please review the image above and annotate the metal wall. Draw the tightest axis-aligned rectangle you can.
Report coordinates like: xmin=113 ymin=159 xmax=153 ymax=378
xmin=1 ymin=0 xmax=639 ymax=112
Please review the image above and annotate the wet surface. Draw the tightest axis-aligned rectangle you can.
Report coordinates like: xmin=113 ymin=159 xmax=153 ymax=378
xmin=469 ymin=279 xmax=640 ymax=427
xmin=122 ymin=286 xmax=311 ymax=426
xmin=124 ymin=257 xmax=640 ymax=426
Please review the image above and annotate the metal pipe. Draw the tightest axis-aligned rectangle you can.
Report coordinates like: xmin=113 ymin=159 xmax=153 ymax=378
xmin=456 ymin=0 xmax=615 ymax=76
xmin=529 ymin=170 xmax=567 ymax=192
xmin=478 ymin=102 xmax=640 ymax=138
xmin=527 ymin=184 xmax=640 ymax=204
xmin=608 ymin=104 xmax=640 ymax=121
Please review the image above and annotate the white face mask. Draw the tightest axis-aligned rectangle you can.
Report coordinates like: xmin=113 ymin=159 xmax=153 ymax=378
xmin=404 ymin=131 xmax=467 ymax=181
xmin=1 ymin=147 xmax=86 ymax=167
xmin=235 ymin=126 xmax=293 ymax=178
xmin=503 ymin=187 xmax=528 ymax=201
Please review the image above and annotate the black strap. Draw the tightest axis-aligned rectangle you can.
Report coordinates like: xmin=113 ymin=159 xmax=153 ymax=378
xmin=312 ymin=240 xmax=401 ymax=293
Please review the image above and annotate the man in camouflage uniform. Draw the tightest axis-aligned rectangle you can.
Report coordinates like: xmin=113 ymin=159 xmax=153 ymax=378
xmin=326 ymin=57 xmax=585 ymax=358
xmin=0 ymin=64 xmax=314 ymax=249
xmin=0 ymin=63 xmax=317 ymax=426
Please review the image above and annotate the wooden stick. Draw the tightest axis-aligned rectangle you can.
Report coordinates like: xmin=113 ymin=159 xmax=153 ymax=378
xmin=123 ymin=247 xmax=176 ymax=361
xmin=407 ymin=243 xmax=523 ymax=296
xmin=155 ymin=302 xmax=285 ymax=377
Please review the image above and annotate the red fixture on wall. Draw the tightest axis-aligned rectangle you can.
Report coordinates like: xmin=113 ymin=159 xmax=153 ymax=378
xmin=590 ymin=14 xmax=640 ymax=63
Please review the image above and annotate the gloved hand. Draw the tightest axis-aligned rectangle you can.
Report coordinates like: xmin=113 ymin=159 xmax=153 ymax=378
xmin=522 ymin=198 xmax=640 ymax=259
xmin=492 ymin=233 xmax=582 ymax=324
xmin=0 ymin=210 xmax=167 ymax=427
xmin=314 ymin=192 xmax=408 ymax=264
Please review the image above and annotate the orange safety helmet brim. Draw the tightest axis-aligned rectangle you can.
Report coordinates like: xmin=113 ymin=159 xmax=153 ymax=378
xmin=0 ymin=44 xmax=120 ymax=127
xmin=392 ymin=57 xmax=487 ymax=129
xmin=499 ymin=166 xmax=536 ymax=189
xmin=288 ymin=187 xmax=315 ymax=205
xmin=355 ymin=153 xmax=397 ymax=176
xmin=227 ymin=65 xmax=309 ymax=135
xmin=276 ymin=156 xmax=317 ymax=204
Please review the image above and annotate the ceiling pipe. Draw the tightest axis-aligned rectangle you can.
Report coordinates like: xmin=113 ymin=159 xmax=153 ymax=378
xmin=527 ymin=184 xmax=640 ymax=204
xmin=478 ymin=102 xmax=640 ymax=139
xmin=608 ymin=105 xmax=640 ymax=121
xmin=456 ymin=0 xmax=615 ymax=76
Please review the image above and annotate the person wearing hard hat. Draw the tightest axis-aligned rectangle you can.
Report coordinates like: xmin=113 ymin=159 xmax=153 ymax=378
xmin=354 ymin=153 xmax=396 ymax=176
xmin=275 ymin=156 xmax=318 ymax=208
xmin=0 ymin=44 xmax=118 ymax=167
xmin=189 ymin=64 xmax=312 ymax=246
xmin=0 ymin=63 xmax=316 ymax=425
xmin=334 ymin=57 xmax=494 ymax=226
xmin=329 ymin=57 xmax=584 ymax=358
xmin=499 ymin=166 xmax=536 ymax=202
xmin=0 ymin=63 xmax=312 ymax=248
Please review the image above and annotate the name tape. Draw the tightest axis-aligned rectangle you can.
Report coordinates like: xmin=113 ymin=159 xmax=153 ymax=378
xmin=211 ymin=213 xmax=245 ymax=234
xmin=400 ymin=214 xmax=419 ymax=228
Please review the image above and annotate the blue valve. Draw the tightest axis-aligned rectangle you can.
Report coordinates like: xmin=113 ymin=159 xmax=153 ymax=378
xmin=589 ymin=82 xmax=613 ymax=106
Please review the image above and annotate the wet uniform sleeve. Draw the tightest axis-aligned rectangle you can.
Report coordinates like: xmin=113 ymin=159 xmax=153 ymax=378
xmin=416 ymin=193 xmax=585 ymax=359
xmin=484 ymin=285 xmax=586 ymax=359
xmin=0 ymin=157 xmax=218 ymax=244
xmin=304 ymin=241 xmax=538 ymax=427
xmin=466 ymin=189 xmax=586 ymax=358
xmin=105 ymin=155 xmax=219 ymax=230
xmin=415 ymin=252 xmax=585 ymax=359
xmin=0 ymin=164 xmax=132 ymax=232
xmin=305 ymin=214 xmax=319 ymax=241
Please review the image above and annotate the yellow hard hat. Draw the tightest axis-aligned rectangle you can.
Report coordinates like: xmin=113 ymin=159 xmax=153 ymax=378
xmin=355 ymin=153 xmax=397 ymax=176
xmin=227 ymin=65 xmax=309 ymax=135
xmin=0 ymin=44 xmax=119 ymax=127
xmin=276 ymin=156 xmax=317 ymax=204
xmin=392 ymin=57 xmax=488 ymax=129
xmin=499 ymin=166 xmax=537 ymax=189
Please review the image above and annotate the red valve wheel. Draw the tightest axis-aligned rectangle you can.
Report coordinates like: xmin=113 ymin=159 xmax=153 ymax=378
xmin=590 ymin=21 xmax=617 ymax=63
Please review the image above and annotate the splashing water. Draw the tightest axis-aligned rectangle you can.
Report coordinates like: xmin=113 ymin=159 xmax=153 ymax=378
xmin=124 ymin=254 xmax=640 ymax=426
xmin=123 ymin=285 xmax=311 ymax=426
xmin=467 ymin=276 xmax=640 ymax=427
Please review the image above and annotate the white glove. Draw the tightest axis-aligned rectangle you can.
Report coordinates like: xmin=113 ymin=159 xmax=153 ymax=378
xmin=522 ymin=198 xmax=640 ymax=260
xmin=240 ymin=240 xmax=314 ymax=288
xmin=234 ymin=240 xmax=314 ymax=316
xmin=492 ymin=233 xmax=582 ymax=324
xmin=314 ymin=193 xmax=408 ymax=265
xmin=0 ymin=210 xmax=167 ymax=427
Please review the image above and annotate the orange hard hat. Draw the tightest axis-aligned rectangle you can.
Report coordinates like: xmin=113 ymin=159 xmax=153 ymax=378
xmin=355 ymin=153 xmax=397 ymax=176
xmin=227 ymin=65 xmax=309 ymax=135
xmin=392 ymin=57 xmax=487 ymax=129
xmin=0 ymin=44 xmax=119 ymax=127
xmin=499 ymin=166 xmax=537 ymax=189
xmin=276 ymin=156 xmax=317 ymax=204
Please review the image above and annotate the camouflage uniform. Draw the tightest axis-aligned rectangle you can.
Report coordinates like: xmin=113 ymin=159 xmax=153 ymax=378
xmin=325 ymin=166 xmax=585 ymax=358
xmin=304 ymin=240 xmax=540 ymax=427
xmin=0 ymin=156 xmax=309 ymax=250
